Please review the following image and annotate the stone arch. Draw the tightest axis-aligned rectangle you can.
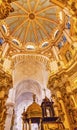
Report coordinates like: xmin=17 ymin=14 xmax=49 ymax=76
xmin=15 ymin=79 xmax=42 ymax=102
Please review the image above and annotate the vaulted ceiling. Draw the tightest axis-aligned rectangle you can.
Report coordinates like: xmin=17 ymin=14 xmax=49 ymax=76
xmin=0 ymin=0 xmax=77 ymax=80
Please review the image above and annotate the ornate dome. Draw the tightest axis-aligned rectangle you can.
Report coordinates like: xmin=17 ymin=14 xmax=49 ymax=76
xmin=3 ymin=0 xmax=65 ymax=52
xmin=26 ymin=102 xmax=42 ymax=118
xmin=26 ymin=95 xmax=42 ymax=118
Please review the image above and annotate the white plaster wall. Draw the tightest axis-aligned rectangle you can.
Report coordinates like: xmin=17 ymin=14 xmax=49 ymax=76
xmin=13 ymin=61 xmax=43 ymax=85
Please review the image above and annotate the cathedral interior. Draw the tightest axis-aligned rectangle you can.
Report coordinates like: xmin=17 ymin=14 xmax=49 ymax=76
xmin=0 ymin=0 xmax=77 ymax=130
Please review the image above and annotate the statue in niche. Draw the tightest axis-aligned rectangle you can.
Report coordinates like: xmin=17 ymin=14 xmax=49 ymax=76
xmin=64 ymin=94 xmax=76 ymax=124
xmin=69 ymin=109 xmax=77 ymax=124
xmin=65 ymin=50 xmax=72 ymax=62
xmin=57 ymin=101 xmax=65 ymax=121
xmin=64 ymin=94 xmax=75 ymax=109
xmin=69 ymin=96 xmax=75 ymax=108
xmin=72 ymin=109 xmax=77 ymax=124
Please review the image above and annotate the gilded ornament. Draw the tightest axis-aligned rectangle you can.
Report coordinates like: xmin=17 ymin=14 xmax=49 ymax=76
xmin=0 ymin=0 xmax=2 ymax=4
xmin=0 ymin=68 xmax=12 ymax=129
xmin=0 ymin=1 xmax=14 ymax=19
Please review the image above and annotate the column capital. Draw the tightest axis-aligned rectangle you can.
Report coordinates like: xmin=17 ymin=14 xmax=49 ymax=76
xmin=4 ymin=104 xmax=14 ymax=130
xmin=6 ymin=102 xmax=15 ymax=107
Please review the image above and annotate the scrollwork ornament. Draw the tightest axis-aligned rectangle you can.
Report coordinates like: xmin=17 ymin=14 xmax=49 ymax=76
xmin=0 ymin=1 xmax=14 ymax=19
xmin=0 ymin=68 xmax=12 ymax=129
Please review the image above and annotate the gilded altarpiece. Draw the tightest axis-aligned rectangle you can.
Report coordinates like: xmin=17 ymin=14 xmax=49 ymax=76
xmin=47 ymin=73 xmax=77 ymax=130
xmin=0 ymin=67 xmax=12 ymax=130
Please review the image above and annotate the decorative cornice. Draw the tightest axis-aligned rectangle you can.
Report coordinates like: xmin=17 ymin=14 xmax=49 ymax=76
xmin=12 ymin=54 xmax=51 ymax=71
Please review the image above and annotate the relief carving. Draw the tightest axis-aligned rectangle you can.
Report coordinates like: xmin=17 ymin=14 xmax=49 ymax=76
xmin=0 ymin=69 xmax=12 ymax=130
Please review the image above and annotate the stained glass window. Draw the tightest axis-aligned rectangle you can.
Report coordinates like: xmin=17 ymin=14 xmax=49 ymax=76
xmin=2 ymin=25 xmax=7 ymax=33
xmin=66 ymin=22 xmax=71 ymax=29
xmin=26 ymin=45 xmax=35 ymax=50
xmin=42 ymin=42 xmax=48 ymax=47
xmin=58 ymin=35 xmax=67 ymax=49
xmin=0 ymin=37 xmax=4 ymax=45
xmin=54 ymin=30 xmax=59 ymax=38
xmin=58 ymin=42 xmax=63 ymax=49
xmin=12 ymin=39 xmax=19 ymax=46
xmin=62 ymin=36 xmax=67 ymax=43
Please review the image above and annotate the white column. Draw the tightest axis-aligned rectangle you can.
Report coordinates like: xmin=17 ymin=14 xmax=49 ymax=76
xmin=4 ymin=88 xmax=15 ymax=130
xmin=29 ymin=119 xmax=31 ymax=130
xmin=4 ymin=103 xmax=14 ymax=130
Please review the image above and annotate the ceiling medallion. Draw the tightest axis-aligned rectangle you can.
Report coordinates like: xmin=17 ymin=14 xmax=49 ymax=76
xmin=29 ymin=13 xmax=35 ymax=20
